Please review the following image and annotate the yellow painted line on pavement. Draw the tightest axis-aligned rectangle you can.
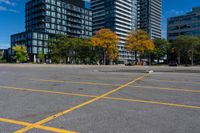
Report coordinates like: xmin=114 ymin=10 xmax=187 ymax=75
xmin=146 ymin=79 xmax=200 ymax=85
xmin=0 ymin=85 xmax=95 ymax=98
xmin=1 ymin=85 xmax=200 ymax=109
xmin=104 ymin=97 xmax=200 ymax=109
xmin=133 ymin=86 xmax=200 ymax=93
xmin=30 ymin=78 xmax=120 ymax=87
xmin=0 ymin=118 xmax=77 ymax=133
xmin=14 ymin=74 xmax=149 ymax=133
xmin=29 ymin=78 xmax=200 ymax=93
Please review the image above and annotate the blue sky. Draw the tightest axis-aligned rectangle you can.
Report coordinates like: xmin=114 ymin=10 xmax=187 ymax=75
xmin=0 ymin=0 xmax=200 ymax=49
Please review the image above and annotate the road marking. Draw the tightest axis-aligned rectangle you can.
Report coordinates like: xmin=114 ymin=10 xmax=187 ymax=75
xmin=29 ymin=78 xmax=200 ymax=93
xmin=30 ymin=78 xmax=120 ymax=87
xmin=14 ymin=74 xmax=148 ymax=133
xmin=0 ymin=118 xmax=77 ymax=133
xmin=133 ymin=86 xmax=200 ymax=93
xmin=146 ymin=79 xmax=200 ymax=84
xmin=0 ymin=85 xmax=95 ymax=98
xmin=50 ymin=74 xmax=130 ymax=80
xmin=1 ymin=85 xmax=200 ymax=109
xmin=104 ymin=97 xmax=200 ymax=109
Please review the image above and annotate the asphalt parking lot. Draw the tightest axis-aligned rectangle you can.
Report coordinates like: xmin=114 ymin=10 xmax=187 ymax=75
xmin=0 ymin=64 xmax=200 ymax=133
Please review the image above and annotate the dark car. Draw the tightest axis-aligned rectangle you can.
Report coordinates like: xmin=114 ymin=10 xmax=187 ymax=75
xmin=168 ymin=61 xmax=178 ymax=66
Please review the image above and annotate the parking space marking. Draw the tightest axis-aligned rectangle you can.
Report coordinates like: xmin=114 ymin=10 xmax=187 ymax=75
xmin=29 ymin=78 xmax=120 ymax=87
xmin=0 ymin=85 xmax=95 ymax=98
xmin=29 ymin=78 xmax=200 ymax=93
xmin=0 ymin=118 xmax=77 ymax=133
xmin=14 ymin=74 xmax=148 ymax=133
xmin=133 ymin=85 xmax=200 ymax=93
xmin=105 ymin=97 xmax=200 ymax=109
xmin=48 ymin=75 xmax=132 ymax=80
xmin=1 ymin=85 xmax=200 ymax=109
xmin=144 ymin=79 xmax=200 ymax=84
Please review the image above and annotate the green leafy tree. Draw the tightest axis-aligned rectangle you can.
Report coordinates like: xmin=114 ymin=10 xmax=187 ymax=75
xmin=0 ymin=51 xmax=2 ymax=59
xmin=13 ymin=45 xmax=28 ymax=63
xmin=48 ymin=35 xmax=100 ymax=64
xmin=174 ymin=36 xmax=190 ymax=65
xmin=48 ymin=35 xmax=70 ymax=64
xmin=173 ymin=36 xmax=200 ymax=65
xmin=76 ymin=38 xmax=100 ymax=64
xmin=152 ymin=38 xmax=169 ymax=64
xmin=194 ymin=41 xmax=200 ymax=64
xmin=188 ymin=36 xmax=200 ymax=66
xmin=37 ymin=52 xmax=45 ymax=63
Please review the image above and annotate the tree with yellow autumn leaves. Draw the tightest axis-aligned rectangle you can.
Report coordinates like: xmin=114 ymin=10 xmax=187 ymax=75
xmin=91 ymin=28 xmax=119 ymax=65
xmin=125 ymin=29 xmax=154 ymax=64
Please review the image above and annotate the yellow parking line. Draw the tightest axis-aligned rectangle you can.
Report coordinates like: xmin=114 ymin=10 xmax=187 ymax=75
xmin=29 ymin=78 xmax=200 ymax=93
xmin=29 ymin=78 xmax=120 ymax=87
xmin=56 ymin=75 xmax=132 ymax=80
xmin=14 ymin=74 xmax=149 ymax=133
xmin=133 ymin=86 xmax=200 ymax=93
xmin=0 ymin=85 xmax=95 ymax=98
xmin=146 ymin=79 xmax=200 ymax=84
xmin=0 ymin=118 xmax=77 ymax=133
xmin=104 ymin=97 xmax=200 ymax=109
xmin=0 ymin=86 xmax=199 ymax=109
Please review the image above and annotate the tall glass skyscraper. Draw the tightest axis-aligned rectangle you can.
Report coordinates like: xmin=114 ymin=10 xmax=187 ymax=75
xmin=138 ymin=0 xmax=162 ymax=39
xmin=92 ymin=0 xmax=138 ymax=63
xmin=91 ymin=0 xmax=162 ymax=63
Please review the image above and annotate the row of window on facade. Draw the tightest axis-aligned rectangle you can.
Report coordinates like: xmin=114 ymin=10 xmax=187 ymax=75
xmin=11 ymin=43 xmax=48 ymax=54
xmin=168 ymin=23 xmax=200 ymax=31
xmin=29 ymin=46 xmax=48 ymax=54
xmin=168 ymin=30 xmax=200 ymax=37
xmin=26 ymin=11 xmax=91 ymax=22
xmin=11 ymin=33 xmax=49 ymax=42
xmin=27 ymin=18 xmax=92 ymax=28
xmin=27 ymin=20 xmax=92 ymax=30
xmin=26 ymin=0 xmax=91 ymax=15
xmin=168 ymin=16 xmax=200 ymax=25
xmin=44 ymin=29 xmax=92 ymax=36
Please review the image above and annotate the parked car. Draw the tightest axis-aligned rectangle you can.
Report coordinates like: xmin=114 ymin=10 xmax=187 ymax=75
xmin=125 ymin=63 xmax=133 ymax=66
xmin=168 ymin=61 xmax=178 ymax=66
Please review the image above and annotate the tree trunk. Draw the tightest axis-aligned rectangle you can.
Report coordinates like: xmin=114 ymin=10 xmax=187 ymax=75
xmin=178 ymin=52 xmax=181 ymax=65
xmin=139 ymin=53 xmax=142 ymax=65
xmin=167 ymin=51 xmax=169 ymax=64
xmin=157 ymin=57 xmax=160 ymax=64
xmin=148 ymin=53 xmax=151 ymax=65
xmin=191 ymin=45 xmax=194 ymax=66
xmin=103 ymin=49 xmax=106 ymax=65
xmin=135 ymin=51 xmax=138 ymax=65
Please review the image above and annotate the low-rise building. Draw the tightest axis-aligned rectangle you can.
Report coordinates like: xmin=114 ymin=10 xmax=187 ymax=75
xmin=167 ymin=7 xmax=200 ymax=40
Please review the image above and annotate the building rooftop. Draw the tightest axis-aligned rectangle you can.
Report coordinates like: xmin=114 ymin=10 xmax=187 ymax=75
xmin=168 ymin=7 xmax=200 ymax=21
xmin=27 ymin=0 xmax=86 ymax=8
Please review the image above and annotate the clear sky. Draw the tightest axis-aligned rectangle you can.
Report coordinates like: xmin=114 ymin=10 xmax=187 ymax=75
xmin=0 ymin=0 xmax=200 ymax=49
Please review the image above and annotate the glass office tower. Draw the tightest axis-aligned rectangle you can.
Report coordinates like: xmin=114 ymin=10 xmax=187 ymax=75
xmin=91 ymin=0 xmax=162 ymax=63
xmin=11 ymin=0 xmax=92 ymax=62
xmin=92 ymin=0 xmax=138 ymax=63
xmin=137 ymin=0 xmax=162 ymax=39
xmin=167 ymin=7 xmax=200 ymax=40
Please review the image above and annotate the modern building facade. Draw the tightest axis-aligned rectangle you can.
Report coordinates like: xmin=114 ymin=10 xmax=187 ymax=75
xmin=0 ymin=48 xmax=10 ymax=61
xmin=167 ymin=7 xmax=200 ymax=40
xmin=11 ymin=0 xmax=92 ymax=62
xmin=91 ymin=0 xmax=162 ymax=63
xmin=92 ymin=0 xmax=138 ymax=63
xmin=138 ymin=0 xmax=162 ymax=39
